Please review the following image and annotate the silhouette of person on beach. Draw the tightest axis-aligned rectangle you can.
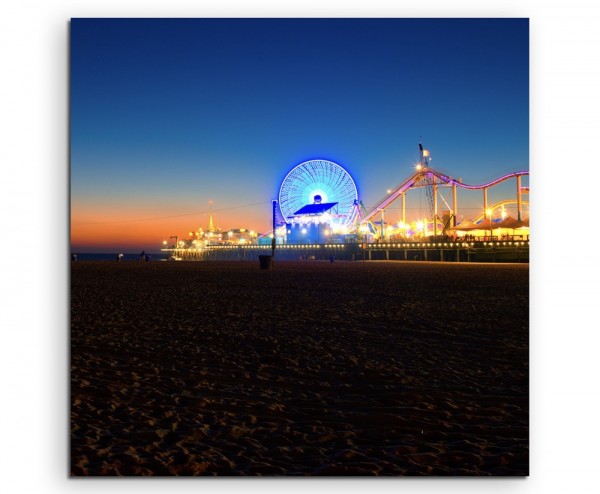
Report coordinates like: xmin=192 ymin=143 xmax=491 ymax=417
xmin=116 ymin=253 xmax=124 ymax=261
xmin=140 ymin=250 xmax=146 ymax=260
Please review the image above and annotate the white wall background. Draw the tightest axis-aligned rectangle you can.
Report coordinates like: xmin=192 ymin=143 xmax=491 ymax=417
xmin=1 ymin=1 xmax=598 ymax=493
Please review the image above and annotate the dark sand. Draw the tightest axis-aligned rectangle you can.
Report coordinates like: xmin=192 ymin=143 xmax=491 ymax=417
xmin=71 ymin=260 xmax=528 ymax=476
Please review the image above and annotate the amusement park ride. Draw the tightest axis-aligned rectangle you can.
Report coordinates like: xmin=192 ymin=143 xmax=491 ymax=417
xmin=163 ymin=143 xmax=529 ymax=260
xmin=358 ymin=143 xmax=528 ymax=240
xmin=271 ymin=143 xmax=529 ymax=245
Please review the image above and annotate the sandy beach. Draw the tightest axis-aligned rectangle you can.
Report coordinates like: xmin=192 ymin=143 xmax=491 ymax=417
xmin=70 ymin=260 xmax=528 ymax=476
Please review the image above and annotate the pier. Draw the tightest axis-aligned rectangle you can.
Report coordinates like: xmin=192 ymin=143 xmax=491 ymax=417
xmin=164 ymin=239 xmax=529 ymax=263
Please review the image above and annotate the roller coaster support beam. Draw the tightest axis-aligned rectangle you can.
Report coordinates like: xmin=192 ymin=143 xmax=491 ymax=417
xmin=452 ymin=184 xmax=457 ymax=227
xmin=483 ymin=188 xmax=488 ymax=218
xmin=433 ymin=182 xmax=438 ymax=236
xmin=517 ymin=175 xmax=522 ymax=221
xmin=402 ymin=192 xmax=406 ymax=225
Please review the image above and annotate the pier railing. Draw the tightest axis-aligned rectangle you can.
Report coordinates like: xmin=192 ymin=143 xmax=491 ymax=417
xmin=162 ymin=240 xmax=529 ymax=263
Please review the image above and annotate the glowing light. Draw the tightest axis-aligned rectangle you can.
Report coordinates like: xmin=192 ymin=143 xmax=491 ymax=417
xmin=279 ymin=159 xmax=358 ymax=227
xmin=416 ymin=164 xmax=422 ymax=171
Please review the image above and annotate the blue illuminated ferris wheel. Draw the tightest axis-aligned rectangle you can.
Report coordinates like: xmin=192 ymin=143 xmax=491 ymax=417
xmin=278 ymin=159 xmax=359 ymax=227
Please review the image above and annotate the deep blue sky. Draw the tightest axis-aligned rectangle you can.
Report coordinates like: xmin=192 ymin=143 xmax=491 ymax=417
xmin=71 ymin=18 xmax=528 ymax=249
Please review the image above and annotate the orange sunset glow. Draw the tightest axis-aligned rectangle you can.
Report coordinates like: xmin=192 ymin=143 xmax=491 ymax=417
xmin=70 ymin=198 xmax=273 ymax=252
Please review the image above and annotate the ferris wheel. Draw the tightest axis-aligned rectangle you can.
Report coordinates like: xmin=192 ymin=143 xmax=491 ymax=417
xmin=278 ymin=159 xmax=359 ymax=227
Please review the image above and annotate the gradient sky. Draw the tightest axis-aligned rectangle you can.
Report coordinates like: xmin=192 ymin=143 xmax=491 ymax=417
xmin=70 ymin=18 xmax=529 ymax=252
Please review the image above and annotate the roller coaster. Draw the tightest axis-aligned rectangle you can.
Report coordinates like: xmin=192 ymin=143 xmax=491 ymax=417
xmin=357 ymin=143 xmax=529 ymax=240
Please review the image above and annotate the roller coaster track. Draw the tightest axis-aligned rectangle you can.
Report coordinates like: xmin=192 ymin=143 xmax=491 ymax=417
xmin=360 ymin=168 xmax=529 ymax=224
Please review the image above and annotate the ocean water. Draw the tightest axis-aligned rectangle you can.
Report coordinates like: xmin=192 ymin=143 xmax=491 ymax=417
xmin=71 ymin=253 xmax=169 ymax=261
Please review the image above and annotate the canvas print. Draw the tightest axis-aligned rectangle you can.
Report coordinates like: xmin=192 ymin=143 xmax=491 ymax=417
xmin=70 ymin=18 xmax=529 ymax=476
